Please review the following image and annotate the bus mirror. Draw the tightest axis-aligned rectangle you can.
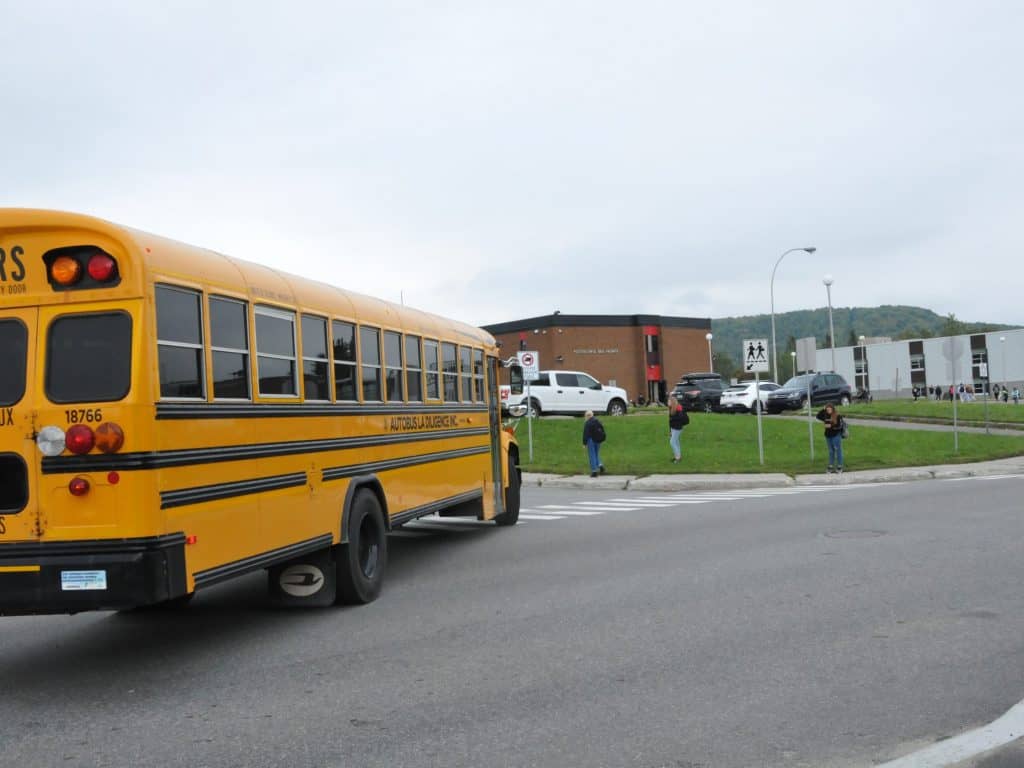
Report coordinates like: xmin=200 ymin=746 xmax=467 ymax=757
xmin=509 ymin=365 xmax=524 ymax=395
xmin=507 ymin=404 xmax=528 ymax=418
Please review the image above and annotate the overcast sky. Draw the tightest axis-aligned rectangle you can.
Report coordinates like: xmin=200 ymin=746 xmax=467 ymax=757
xmin=2 ymin=1 xmax=1021 ymax=328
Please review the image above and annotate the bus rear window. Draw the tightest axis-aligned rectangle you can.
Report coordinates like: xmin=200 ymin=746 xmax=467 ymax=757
xmin=0 ymin=319 xmax=27 ymax=406
xmin=46 ymin=312 xmax=132 ymax=403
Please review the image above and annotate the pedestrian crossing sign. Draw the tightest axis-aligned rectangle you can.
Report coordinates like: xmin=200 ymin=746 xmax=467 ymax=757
xmin=743 ymin=338 xmax=770 ymax=373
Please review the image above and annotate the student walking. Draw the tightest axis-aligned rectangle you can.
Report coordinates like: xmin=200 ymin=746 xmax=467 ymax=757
xmin=582 ymin=410 xmax=606 ymax=477
xmin=668 ymin=396 xmax=689 ymax=463
xmin=816 ymin=402 xmax=846 ymax=474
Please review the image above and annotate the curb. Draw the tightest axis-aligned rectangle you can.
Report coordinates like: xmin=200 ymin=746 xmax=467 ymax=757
xmin=521 ymin=461 xmax=1024 ymax=492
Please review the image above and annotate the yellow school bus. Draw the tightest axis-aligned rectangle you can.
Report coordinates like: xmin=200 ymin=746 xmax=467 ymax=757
xmin=0 ymin=209 xmax=521 ymax=615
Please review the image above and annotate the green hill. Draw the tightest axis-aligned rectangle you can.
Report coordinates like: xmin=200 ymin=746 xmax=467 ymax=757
xmin=711 ymin=305 xmax=1017 ymax=381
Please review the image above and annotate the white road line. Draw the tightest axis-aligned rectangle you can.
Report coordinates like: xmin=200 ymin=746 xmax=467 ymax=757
xmin=976 ymin=474 xmax=1022 ymax=480
xmin=519 ymin=513 xmax=566 ymax=520
xmin=877 ymin=698 xmax=1024 ymax=767
xmin=524 ymin=507 xmax=604 ymax=516
xmin=602 ymin=500 xmax=685 ymax=507
xmin=568 ymin=502 xmax=646 ymax=509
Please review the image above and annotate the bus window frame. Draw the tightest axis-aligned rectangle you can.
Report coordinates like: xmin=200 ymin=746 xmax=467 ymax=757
xmin=208 ymin=294 xmax=252 ymax=402
xmin=405 ymin=334 xmax=423 ymax=403
xmin=300 ymin=313 xmax=331 ymax=403
xmin=155 ymin=284 xmax=206 ymax=402
xmin=254 ymin=304 xmax=299 ymax=399
xmin=424 ymin=338 xmax=441 ymax=401
xmin=359 ymin=324 xmax=383 ymax=403
xmin=332 ymin=319 xmax=358 ymax=402
xmin=383 ymin=329 xmax=404 ymax=403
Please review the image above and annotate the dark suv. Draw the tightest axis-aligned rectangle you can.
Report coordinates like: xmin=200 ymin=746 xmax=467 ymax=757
xmin=764 ymin=372 xmax=852 ymax=413
xmin=671 ymin=373 xmax=725 ymax=413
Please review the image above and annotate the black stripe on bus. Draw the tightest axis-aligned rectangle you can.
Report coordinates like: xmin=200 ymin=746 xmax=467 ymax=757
xmin=160 ymin=472 xmax=308 ymax=510
xmin=156 ymin=402 xmax=487 ymax=419
xmin=322 ymin=446 xmax=490 ymax=482
xmin=192 ymin=534 xmax=335 ymax=590
xmin=41 ymin=427 xmax=490 ymax=474
xmin=0 ymin=533 xmax=186 ymax=559
xmin=389 ymin=490 xmax=484 ymax=527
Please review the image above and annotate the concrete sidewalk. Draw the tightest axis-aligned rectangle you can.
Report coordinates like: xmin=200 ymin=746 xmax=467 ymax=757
xmin=521 ymin=457 xmax=1024 ymax=491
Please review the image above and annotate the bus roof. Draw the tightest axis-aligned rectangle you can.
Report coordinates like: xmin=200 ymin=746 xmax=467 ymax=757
xmin=0 ymin=208 xmax=495 ymax=347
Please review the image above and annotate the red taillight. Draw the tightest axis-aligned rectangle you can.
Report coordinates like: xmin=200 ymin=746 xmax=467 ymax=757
xmin=65 ymin=425 xmax=95 ymax=455
xmin=87 ymin=252 xmax=117 ymax=282
xmin=107 ymin=471 xmax=120 ymax=485
xmin=95 ymin=422 xmax=124 ymax=453
xmin=69 ymin=476 xmax=90 ymax=496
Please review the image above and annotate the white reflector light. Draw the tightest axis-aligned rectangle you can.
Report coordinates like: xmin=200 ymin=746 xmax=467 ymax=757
xmin=37 ymin=425 xmax=66 ymax=457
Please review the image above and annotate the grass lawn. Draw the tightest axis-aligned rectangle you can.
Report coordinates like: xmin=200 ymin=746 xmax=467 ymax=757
xmin=843 ymin=399 xmax=1024 ymax=424
xmin=514 ymin=412 xmax=1024 ymax=476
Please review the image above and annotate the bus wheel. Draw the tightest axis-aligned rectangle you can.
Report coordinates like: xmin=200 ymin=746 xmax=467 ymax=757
xmin=336 ymin=490 xmax=387 ymax=605
xmin=495 ymin=454 xmax=521 ymax=527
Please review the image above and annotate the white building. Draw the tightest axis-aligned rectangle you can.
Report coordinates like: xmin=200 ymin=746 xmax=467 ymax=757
xmin=813 ymin=329 xmax=1024 ymax=398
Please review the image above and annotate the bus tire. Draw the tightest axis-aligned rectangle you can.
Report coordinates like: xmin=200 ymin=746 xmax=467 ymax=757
xmin=336 ymin=490 xmax=387 ymax=605
xmin=495 ymin=453 xmax=521 ymax=527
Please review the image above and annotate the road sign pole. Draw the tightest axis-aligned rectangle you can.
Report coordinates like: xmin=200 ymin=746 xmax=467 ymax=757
xmin=807 ymin=380 xmax=815 ymax=463
xmin=755 ymin=370 xmax=764 ymax=465
xmin=526 ymin=380 xmax=533 ymax=462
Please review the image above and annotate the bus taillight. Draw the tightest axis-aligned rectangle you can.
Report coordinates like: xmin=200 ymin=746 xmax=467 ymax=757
xmin=65 ymin=425 xmax=95 ymax=455
xmin=87 ymin=252 xmax=118 ymax=282
xmin=51 ymin=255 xmax=82 ymax=286
xmin=95 ymin=422 xmax=124 ymax=453
xmin=68 ymin=477 xmax=90 ymax=496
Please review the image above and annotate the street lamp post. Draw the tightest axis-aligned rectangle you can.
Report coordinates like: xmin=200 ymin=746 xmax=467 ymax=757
xmin=770 ymin=247 xmax=817 ymax=383
xmin=706 ymin=333 xmax=714 ymax=372
xmin=823 ymin=274 xmax=836 ymax=372
xmin=790 ymin=350 xmax=796 ymax=378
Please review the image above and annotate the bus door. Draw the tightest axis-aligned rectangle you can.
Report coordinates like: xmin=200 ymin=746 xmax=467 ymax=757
xmin=0 ymin=308 xmax=40 ymax=542
xmin=487 ymin=356 xmax=503 ymax=512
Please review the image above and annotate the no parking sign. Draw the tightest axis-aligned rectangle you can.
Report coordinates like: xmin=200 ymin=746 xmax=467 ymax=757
xmin=517 ymin=351 xmax=540 ymax=381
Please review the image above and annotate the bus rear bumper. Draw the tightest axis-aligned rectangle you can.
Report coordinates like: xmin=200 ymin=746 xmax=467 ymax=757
xmin=0 ymin=533 xmax=187 ymax=615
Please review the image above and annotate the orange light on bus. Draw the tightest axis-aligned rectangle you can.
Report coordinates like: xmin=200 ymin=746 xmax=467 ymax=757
xmin=87 ymin=252 xmax=118 ymax=282
xmin=68 ymin=477 xmax=90 ymax=496
xmin=65 ymin=425 xmax=95 ymax=455
xmin=51 ymin=255 xmax=82 ymax=286
xmin=95 ymin=422 xmax=124 ymax=453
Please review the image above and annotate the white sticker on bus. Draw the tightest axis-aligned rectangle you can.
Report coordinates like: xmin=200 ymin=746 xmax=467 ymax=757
xmin=60 ymin=570 xmax=108 ymax=591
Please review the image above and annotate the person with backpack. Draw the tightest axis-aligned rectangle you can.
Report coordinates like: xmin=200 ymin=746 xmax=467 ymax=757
xmin=582 ymin=410 xmax=606 ymax=477
xmin=816 ymin=402 xmax=846 ymax=474
xmin=668 ymin=395 xmax=688 ymax=463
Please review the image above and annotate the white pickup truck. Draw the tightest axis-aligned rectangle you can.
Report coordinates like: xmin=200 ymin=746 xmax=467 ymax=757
xmin=501 ymin=369 xmax=628 ymax=417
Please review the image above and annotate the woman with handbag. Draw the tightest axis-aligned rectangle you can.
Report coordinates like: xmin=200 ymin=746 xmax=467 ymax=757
xmin=815 ymin=402 xmax=845 ymax=474
xmin=668 ymin=396 xmax=688 ymax=463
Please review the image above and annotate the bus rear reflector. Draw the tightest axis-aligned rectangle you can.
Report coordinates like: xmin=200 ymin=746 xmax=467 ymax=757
xmin=87 ymin=252 xmax=118 ymax=282
xmin=65 ymin=425 xmax=95 ymax=455
xmin=69 ymin=477 xmax=90 ymax=496
xmin=95 ymin=422 xmax=124 ymax=453
xmin=51 ymin=256 xmax=82 ymax=286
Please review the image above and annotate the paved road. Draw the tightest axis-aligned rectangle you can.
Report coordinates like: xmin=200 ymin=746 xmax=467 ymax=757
xmin=2 ymin=478 xmax=1022 ymax=768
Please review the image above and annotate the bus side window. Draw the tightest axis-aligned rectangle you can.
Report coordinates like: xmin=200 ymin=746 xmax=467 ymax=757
xmin=156 ymin=285 xmax=206 ymax=400
xmin=209 ymin=296 xmax=250 ymax=400
xmin=424 ymin=339 xmax=440 ymax=400
xmin=254 ymin=306 xmax=298 ymax=396
xmin=405 ymin=335 xmax=423 ymax=402
xmin=301 ymin=315 xmax=330 ymax=401
xmin=332 ymin=320 xmax=357 ymax=401
xmin=441 ymin=342 xmax=458 ymax=402
xmin=473 ymin=348 xmax=484 ymax=402
xmin=459 ymin=346 xmax=472 ymax=403
xmin=359 ymin=326 xmax=382 ymax=402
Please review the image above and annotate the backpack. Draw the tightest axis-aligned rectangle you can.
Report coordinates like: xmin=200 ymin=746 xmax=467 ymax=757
xmin=591 ymin=419 xmax=606 ymax=443
xmin=840 ymin=417 xmax=849 ymax=440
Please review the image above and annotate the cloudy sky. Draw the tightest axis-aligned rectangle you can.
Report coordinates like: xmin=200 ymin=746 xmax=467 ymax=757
xmin=2 ymin=1 xmax=1021 ymax=327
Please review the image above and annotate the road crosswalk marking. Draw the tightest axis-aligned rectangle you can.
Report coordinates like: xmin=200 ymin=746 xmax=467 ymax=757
xmin=389 ymin=482 xmax=919 ymax=537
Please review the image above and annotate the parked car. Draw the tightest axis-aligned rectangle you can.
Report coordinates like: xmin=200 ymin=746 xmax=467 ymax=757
xmin=503 ymin=370 xmax=629 ymax=417
xmin=671 ymin=372 xmax=725 ymax=413
xmin=718 ymin=380 xmax=781 ymax=413
xmin=764 ymin=372 xmax=852 ymax=413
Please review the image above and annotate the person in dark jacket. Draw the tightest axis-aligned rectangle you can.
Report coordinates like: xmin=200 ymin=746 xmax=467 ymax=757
xmin=582 ymin=410 xmax=606 ymax=477
xmin=668 ymin=395 xmax=687 ymax=463
xmin=816 ymin=402 xmax=845 ymax=474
